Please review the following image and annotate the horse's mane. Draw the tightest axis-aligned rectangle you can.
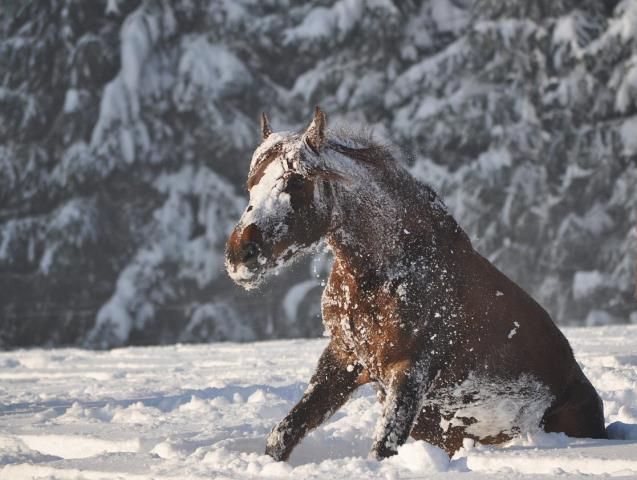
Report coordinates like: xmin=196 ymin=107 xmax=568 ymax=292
xmin=326 ymin=127 xmax=440 ymax=201
xmin=326 ymin=128 xmax=462 ymax=238
xmin=327 ymin=127 xmax=397 ymax=167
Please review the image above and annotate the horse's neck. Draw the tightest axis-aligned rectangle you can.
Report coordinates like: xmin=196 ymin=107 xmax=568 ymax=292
xmin=325 ymin=163 xmax=445 ymax=277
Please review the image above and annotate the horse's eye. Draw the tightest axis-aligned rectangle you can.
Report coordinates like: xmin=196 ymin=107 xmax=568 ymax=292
xmin=286 ymin=175 xmax=305 ymax=191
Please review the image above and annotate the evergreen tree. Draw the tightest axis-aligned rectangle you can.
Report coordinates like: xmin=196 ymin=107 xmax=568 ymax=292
xmin=0 ymin=0 xmax=635 ymax=347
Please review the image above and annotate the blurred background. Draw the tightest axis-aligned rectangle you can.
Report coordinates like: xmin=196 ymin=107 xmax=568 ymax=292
xmin=0 ymin=0 xmax=636 ymax=349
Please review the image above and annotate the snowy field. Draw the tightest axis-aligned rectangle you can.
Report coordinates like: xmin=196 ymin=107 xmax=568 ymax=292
xmin=2 ymin=326 xmax=637 ymax=479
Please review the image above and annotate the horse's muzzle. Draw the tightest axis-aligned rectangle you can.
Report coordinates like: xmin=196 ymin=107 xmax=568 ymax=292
xmin=239 ymin=241 xmax=261 ymax=271
xmin=225 ymin=223 xmax=268 ymax=288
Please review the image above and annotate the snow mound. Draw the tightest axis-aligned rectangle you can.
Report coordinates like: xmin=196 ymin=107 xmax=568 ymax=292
xmin=388 ymin=440 xmax=449 ymax=473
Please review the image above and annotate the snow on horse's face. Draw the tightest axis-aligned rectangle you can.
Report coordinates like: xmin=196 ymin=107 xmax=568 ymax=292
xmin=226 ymin=108 xmax=333 ymax=289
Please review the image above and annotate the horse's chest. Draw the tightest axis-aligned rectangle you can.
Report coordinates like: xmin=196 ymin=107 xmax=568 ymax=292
xmin=322 ymin=279 xmax=405 ymax=376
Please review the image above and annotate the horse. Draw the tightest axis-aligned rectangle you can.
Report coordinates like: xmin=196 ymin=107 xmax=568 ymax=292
xmin=225 ymin=107 xmax=607 ymax=461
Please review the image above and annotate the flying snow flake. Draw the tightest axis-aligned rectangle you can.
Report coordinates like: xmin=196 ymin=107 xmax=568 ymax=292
xmin=508 ymin=321 xmax=520 ymax=339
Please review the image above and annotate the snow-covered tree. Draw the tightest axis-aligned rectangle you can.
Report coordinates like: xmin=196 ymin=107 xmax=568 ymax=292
xmin=1 ymin=0 xmax=635 ymax=347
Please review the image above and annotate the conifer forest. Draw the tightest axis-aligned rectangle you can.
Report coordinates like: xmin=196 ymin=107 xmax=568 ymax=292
xmin=1 ymin=0 xmax=636 ymax=348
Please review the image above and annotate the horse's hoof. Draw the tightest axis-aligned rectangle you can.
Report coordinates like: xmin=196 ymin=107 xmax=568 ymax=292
xmin=265 ymin=433 xmax=288 ymax=462
xmin=264 ymin=447 xmax=283 ymax=461
xmin=369 ymin=443 xmax=398 ymax=461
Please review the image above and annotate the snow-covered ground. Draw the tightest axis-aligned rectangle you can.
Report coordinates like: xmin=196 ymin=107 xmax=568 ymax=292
xmin=2 ymin=326 xmax=637 ymax=479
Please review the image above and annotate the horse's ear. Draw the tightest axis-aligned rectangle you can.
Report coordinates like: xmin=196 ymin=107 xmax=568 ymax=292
xmin=260 ymin=112 xmax=272 ymax=141
xmin=304 ymin=106 xmax=327 ymax=153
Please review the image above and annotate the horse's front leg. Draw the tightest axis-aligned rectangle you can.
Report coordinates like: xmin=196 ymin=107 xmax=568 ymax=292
xmin=370 ymin=358 xmax=430 ymax=460
xmin=265 ymin=341 xmax=363 ymax=461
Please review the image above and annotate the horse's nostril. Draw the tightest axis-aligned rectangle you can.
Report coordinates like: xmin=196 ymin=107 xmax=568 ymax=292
xmin=241 ymin=241 xmax=260 ymax=269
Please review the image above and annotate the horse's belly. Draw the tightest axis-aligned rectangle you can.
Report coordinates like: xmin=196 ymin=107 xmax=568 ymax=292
xmin=427 ymin=373 xmax=554 ymax=440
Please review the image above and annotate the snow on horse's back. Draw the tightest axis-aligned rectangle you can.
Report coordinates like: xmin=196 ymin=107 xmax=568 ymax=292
xmin=226 ymin=107 xmax=607 ymax=460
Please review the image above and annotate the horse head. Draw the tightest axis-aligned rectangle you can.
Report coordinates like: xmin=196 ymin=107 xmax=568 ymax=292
xmin=226 ymin=107 xmax=339 ymax=289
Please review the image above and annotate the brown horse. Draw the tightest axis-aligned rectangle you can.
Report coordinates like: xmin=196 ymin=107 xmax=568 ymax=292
xmin=225 ymin=107 xmax=607 ymax=461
